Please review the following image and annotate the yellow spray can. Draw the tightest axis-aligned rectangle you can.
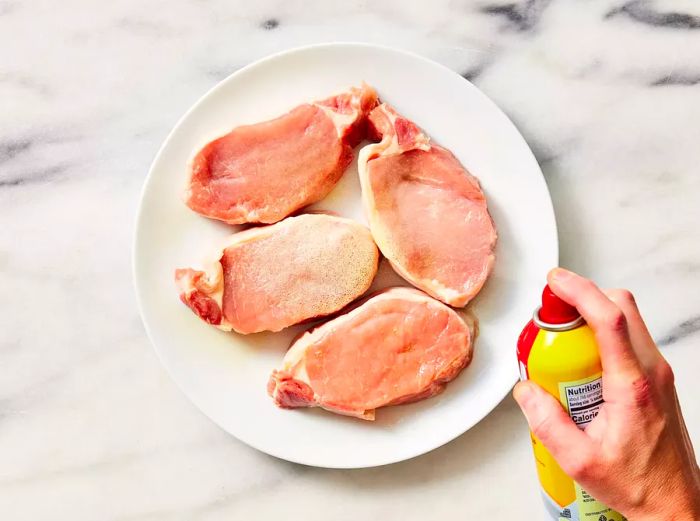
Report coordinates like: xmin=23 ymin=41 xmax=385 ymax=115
xmin=516 ymin=285 xmax=626 ymax=521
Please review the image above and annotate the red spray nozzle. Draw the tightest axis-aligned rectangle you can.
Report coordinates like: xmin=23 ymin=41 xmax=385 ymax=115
xmin=539 ymin=285 xmax=580 ymax=324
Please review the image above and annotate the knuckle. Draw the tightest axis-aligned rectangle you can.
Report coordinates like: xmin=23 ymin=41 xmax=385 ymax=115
xmin=602 ymin=308 xmax=627 ymax=333
xmin=654 ymin=360 xmax=675 ymax=388
xmin=630 ymin=375 xmax=655 ymax=407
xmin=609 ymin=288 xmax=636 ymax=306
xmin=531 ymin=415 xmax=556 ymax=444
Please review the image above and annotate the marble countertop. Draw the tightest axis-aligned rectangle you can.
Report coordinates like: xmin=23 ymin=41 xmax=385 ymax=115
xmin=2 ymin=0 xmax=700 ymax=519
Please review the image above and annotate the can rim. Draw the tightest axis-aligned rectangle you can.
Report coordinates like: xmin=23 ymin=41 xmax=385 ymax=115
xmin=533 ymin=306 xmax=586 ymax=331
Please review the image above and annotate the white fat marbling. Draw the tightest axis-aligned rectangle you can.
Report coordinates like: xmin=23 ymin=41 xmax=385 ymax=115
xmin=2 ymin=0 xmax=700 ymax=519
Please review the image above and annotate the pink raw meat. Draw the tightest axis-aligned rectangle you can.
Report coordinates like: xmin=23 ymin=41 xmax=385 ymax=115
xmin=175 ymin=214 xmax=379 ymax=334
xmin=268 ymin=287 xmax=474 ymax=420
xmin=358 ymin=103 xmax=497 ymax=307
xmin=185 ymin=84 xmax=378 ymax=224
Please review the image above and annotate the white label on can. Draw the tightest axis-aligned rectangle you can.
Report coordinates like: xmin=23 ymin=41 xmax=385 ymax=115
xmin=559 ymin=376 xmax=603 ymax=429
xmin=555 ymin=375 xmax=627 ymax=520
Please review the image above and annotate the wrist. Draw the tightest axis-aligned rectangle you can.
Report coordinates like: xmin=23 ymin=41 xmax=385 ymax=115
xmin=628 ymin=483 xmax=700 ymax=521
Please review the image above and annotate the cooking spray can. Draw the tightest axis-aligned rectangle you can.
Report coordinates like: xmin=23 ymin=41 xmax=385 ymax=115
xmin=517 ymin=285 xmax=626 ymax=521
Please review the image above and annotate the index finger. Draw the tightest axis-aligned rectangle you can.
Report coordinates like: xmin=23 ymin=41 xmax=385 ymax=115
xmin=547 ymin=268 xmax=642 ymax=378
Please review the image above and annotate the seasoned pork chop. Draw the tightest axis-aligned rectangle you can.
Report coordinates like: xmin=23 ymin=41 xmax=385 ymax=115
xmin=175 ymin=214 xmax=379 ymax=334
xmin=185 ymin=84 xmax=378 ymax=224
xmin=268 ymin=287 xmax=473 ymax=420
xmin=358 ymin=104 xmax=497 ymax=307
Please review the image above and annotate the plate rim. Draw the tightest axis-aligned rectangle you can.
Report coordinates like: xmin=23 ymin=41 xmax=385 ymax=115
xmin=132 ymin=41 xmax=559 ymax=468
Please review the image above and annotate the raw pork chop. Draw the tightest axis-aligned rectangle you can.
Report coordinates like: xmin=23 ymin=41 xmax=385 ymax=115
xmin=185 ymin=84 xmax=378 ymax=224
xmin=268 ymin=287 xmax=474 ymax=420
xmin=358 ymin=104 xmax=497 ymax=307
xmin=175 ymin=214 xmax=379 ymax=334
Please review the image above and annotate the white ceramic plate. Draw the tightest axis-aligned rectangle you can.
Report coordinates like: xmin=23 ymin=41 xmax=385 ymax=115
xmin=134 ymin=43 xmax=558 ymax=468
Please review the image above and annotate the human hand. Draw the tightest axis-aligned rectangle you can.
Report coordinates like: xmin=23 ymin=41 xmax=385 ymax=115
xmin=513 ymin=268 xmax=700 ymax=520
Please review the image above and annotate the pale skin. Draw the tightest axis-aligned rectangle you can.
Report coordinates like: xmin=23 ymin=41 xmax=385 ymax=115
xmin=513 ymin=268 xmax=700 ymax=520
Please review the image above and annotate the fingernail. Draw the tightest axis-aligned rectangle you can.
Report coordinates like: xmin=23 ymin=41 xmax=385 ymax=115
xmin=551 ymin=267 xmax=573 ymax=282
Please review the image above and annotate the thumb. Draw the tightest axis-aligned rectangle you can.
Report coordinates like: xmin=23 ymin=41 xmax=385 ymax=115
xmin=513 ymin=381 xmax=595 ymax=479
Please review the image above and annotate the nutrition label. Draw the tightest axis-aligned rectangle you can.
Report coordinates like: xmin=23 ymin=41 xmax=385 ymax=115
xmin=559 ymin=375 xmax=604 ymax=429
xmin=555 ymin=374 xmax=627 ymax=521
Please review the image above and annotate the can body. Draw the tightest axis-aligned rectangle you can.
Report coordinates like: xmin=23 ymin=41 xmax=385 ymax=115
xmin=517 ymin=319 xmax=626 ymax=521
